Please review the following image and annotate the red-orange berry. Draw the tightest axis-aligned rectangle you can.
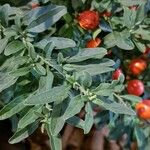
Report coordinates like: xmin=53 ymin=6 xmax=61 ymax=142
xmin=78 ymin=10 xmax=100 ymax=30
xmin=136 ymin=100 xmax=150 ymax=119
xmin=129 ymin=58 xmax=147 ymax=75
xmin=127 ymin=79 xmax=144 ymax=96
xmin=86 ymin=38 xmax=101 ymax=48
xmin=112 ymin=69 xmax=123 ymax=80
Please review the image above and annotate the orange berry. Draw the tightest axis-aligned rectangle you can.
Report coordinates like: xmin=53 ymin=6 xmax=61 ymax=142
xmin=86 ymin=38 xmax=101 ymax=48
xmin=136 ymin=100 xmax=150 ymax=119
xmin=129 ymin=58 xmax=147 ymax=75
xmin=78 ymin=10 xmax=100 ymax=30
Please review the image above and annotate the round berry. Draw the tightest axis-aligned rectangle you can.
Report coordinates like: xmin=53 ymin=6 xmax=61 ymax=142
xmin=136 ymin=99 xmax=150 ymax=119
xmin=112 ymin=69 xmax=123 ymax=80
xmin=78 ymin=10 xmax=99 ymax=30
xmin=129 ymin=58 xmax=147 ymax=75
xmin=86 ymin=38 xmax=101 ymax=48
xmin=127 ymin=79 xmax=144 ymax=96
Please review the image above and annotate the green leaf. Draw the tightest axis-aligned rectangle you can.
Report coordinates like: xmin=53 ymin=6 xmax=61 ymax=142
xmin=93 ymin=98 xmax=136 ymax=115
xmin=0 ymin=38 xmax=8 ymax=54
xmin=93 ymin=28 xmax=102 ymax=39
xmin=64 ymin=60 xmax=115 ymax=76
xmin=0 ymin=95 xmax=27 ymax=120
xmin=0 ymin=4 xmax=10 ymax=26
xmin=134 ymin=126 xmax=147 ymax=149
xmin=9 ymin=121 xmax=39 ymax=144
xmin=99 ymin=19 xmax=112 ymax=32
xmin=9 ymin=67 xmax=31 ymax=77
xmin=104 ymin=31 xmax=135 ymax=50
xmin=49 ymin=103 xmax=65 ymax=136
xmin=4 ymin=41 xmax=25 ymax=56
xmin=109 ymin=123 xmax=129 ymax=140
xmin=25 ymin=85 xmax=70 ymax=105
xmin=114 ymin=31 xmax=135 ymax=50
xmin=123 ymin=5 xmax=145 ymax=29
xmin=84 ymin=102 xmax=93 ymax=134
xmin=67 ymin=48 xmax=107 ymax=63
xmin=34 ymin=63 xmax=46 ymax=76
xmin=0 ymin=74 xmax=18 ymax=93
xmin=103 ymin=32 xmax=116 ymax=48
xmin=63 ymin=95 xmax=84 ymax=120
xmin=35 ymin=37 xmax=76 ymax=49
xmin=66 ymin=116 xmax=84 ymax=129
xmin=78 ymin=71 xmax=92 ymax=88
xmin=123 ymin=7 xmax=137 ymax=28
xmin=3 ymin=28 xmax=17 ymax=38
xmin=18 ymin=106 xmax=42 ymax=129
xmin=24 ymin=5 xmax=67 ymax=33
xmin=133 ymin=39 xmax=146 ymax=52
xmin=92 ymin=83 xmax=112 ymax=96
xmin=92 ymin=81 xmax=124 ymax=96
xmin=117 ymin=0 xmax=146 ymax=6
xmin=24 ymin=41 xmax=37 ymax=60
xmin=0 ymin=56 xmax=28 ymax=71
xmin=46 ymin=59 xmax=64 ymax=76
xmin=45 ymin=42 xmax=55 ymax=58
xmin=46 ymin=124 xmax=62 ymax=150
xmin=38 ymin=69 xmax=54 ymax=92
xmin=0 ymin=56 xmax=29 ymax=92
xmin=132 ymin=28 xmax=150 ymax=41
xmin=120 ymin=95 xmax=142 ymax=103
xmin=135 ymin=4 xmax=145 ymax=24
xmin=91 ymin=0 xmax=111 ymax=11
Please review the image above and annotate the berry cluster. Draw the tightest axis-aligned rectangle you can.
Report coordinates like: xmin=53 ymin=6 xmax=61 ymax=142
xmin=77 ymin=9 xmax=150 ymax=120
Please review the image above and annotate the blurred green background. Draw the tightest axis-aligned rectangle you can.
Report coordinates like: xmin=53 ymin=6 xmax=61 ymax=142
xmin=0 ymin=0 xmax=30 ymax=6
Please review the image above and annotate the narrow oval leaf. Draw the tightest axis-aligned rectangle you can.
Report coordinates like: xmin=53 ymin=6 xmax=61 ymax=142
xmin=50 ymin=117 xmax=65 ymax=136
xmin=114 ymin=32 xmax=135 ymax=50
xmin=18 ymin=106 xmax=42 ymax=129
xmin=0 ymin=38 xmax=8 ymax=54
xmin=25 ymin=85 xmax=70 ymax=105
xmin=0 ymin=74 xmax=18 ymax=93
xmin=120 ymin=95 xmax=142 ymax=103
xmin=4 ymin=41 xmax=25 ymax=56
xmin=93 ymin=98 xmax=136 ymax=115
xmin=38 ymin=69 xmax=54 ymax=92
xmin=49 ymin=102 xmax=65 ymax=136
xmin=134 ymin=127 xmax=147 ymax=148
xmin=118 ymin=0 xmax=146 ymax=6
xmin=84 ymin=102 xmax=94 ymax=134
xmin=35 ymin=37 xmax=76 ymax=50
xmin=34 ymin=63 xmax=46 ymax=76
xmin=64 ymin=60 xmax=115 ymax=76
xmin=24 ymin=5 xmax=67 ymax=33
xmin=63 ymin=95 xmax=84 ymax=120
xmin=66 ymin=116 xmax=84 ymax=129
xmin=9 ymin=122 xmax=38 ymax=144
xmin=67 ymin=48 xmax=107 ymax=63
xmin=9 ymin=67 xmax=31 ymax=77
xmin=0 ymin=95 xmax=27 ymax=120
